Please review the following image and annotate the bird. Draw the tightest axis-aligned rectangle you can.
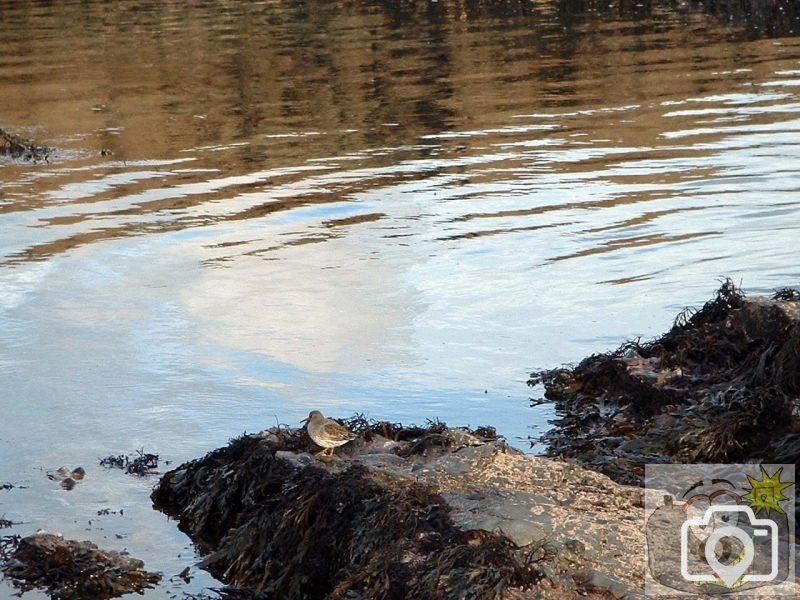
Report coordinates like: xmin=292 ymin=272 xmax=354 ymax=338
xmin=302 ymin=410 xmax=358 ymax=456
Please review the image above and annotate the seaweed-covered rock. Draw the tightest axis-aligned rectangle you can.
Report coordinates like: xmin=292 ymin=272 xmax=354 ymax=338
xmin=0 ymin=127 xmax=51 ymax=162
xmin=0 ymin=533 xmax=161 ymax=598
xmin=153 ymin=422 xmax=644 ymax=599
xmin=531 ymin=281 xmax=800 ymax=485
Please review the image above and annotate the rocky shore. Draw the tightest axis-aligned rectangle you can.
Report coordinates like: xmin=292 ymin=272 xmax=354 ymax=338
xmin=152 ymin=422 xmax=644 ymax=599
xmin=532 ymin=281 xmax=800 ymax=486
xmin=148 ymin=283 xmax=800 ymax=599
xmin=3 ymin=283 xmax=798 ymax=598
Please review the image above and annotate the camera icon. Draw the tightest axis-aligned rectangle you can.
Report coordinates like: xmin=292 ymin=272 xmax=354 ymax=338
xmin=680 ymin=505 xmax=778 ymax=587
xmin=646 ymin=465 xmax=794 ymax=596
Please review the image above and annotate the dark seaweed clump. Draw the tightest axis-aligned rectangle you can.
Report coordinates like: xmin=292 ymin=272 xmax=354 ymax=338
xmin=345 ymin=415 xmax=499 ymax=458
xmin=0 ymin=127 xmax=51 ymax=162
xmin=773 ymin=287 xmax=800 ymax=302
xmin=260 ymin=415 xmax=499 ymax=458
xmin=152 ymin=426 xmax=540 ymax=600
xmin=530 ymin=280 xmax=800 ymax=484
xmin=0 ymin=533 xmax=160 ymax=598
xmin=99 ymin=449 xmax=160 ymax=476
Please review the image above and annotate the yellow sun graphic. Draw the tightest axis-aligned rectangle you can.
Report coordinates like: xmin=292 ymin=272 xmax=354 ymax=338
xmin=743 ymin=466 xmax=793 ymax=515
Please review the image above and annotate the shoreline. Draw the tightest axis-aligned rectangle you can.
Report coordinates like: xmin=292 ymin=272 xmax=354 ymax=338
xmin=2 ymin=283 xmax=799 ymax=598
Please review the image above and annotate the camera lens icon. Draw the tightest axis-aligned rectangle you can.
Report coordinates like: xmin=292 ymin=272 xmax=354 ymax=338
xmin=680 ymin=505 xmax=778 ymax=587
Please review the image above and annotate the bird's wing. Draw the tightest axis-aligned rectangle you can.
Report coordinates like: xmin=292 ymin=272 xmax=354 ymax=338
xmin=322 ymin=421 xmax=357 ymax=441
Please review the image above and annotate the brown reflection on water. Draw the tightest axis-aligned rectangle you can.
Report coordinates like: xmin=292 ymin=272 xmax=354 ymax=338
xmin=0 ymin=1 xmax=780 ymax=152
xmin=0 ymin=0 xmax=799 ymax=266
xmin=547 ymin=230 xmax=721 ymax=263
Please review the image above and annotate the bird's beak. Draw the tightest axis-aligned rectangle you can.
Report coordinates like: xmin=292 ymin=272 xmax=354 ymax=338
xmin=300 ymin=417 xmax=310 ymax=425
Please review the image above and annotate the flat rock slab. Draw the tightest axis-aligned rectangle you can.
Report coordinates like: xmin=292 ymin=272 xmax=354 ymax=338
xmin=414 ymin=447 xmax=644 ymax=590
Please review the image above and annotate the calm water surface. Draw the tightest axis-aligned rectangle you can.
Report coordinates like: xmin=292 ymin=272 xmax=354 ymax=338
xmin=1 ymin=0 xmax=800 ymax=596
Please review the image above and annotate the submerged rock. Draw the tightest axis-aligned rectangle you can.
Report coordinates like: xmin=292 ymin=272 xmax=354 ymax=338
xmin=0 ymin=533 xmax=161 ymax=598
xmin=152 ymin=422 xmax=644 ymax=599
xmin=531 ymin=280 xmax=800 ymax=485
xmin=46 ymin=466 xmax=87 ymax=490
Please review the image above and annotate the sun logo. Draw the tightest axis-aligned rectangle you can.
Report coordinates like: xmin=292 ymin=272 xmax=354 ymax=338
xmin=742 ymin=466 xmax=793 ymax=516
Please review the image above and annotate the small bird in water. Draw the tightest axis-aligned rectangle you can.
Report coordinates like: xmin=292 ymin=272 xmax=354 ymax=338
xmin=302 ymin=410 xmax=358 ymax=456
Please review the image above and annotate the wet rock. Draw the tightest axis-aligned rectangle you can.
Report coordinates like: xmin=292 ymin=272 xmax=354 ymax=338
xmin=0 ymin=532 xmax=160 ymax=598
xmin=368 ymin=434 xmax=401 ymax=449
xmin=47 ymin=466 xmax=86 ymax=490
xmin=564 ymin=538 xmax=585 ymax=556
xmin=575 ymin=569 xmax=633 ymax=599
xmin=274 ymin=449 xmax=316 ymax=468
xmin=353 ymin=452 xmax=407 ymax=468
xmin=152 ymin=421 xmax=648 ymax=598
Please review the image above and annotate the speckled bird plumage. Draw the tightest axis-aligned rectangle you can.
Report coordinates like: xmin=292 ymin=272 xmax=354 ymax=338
xmin=304 ymin=410 xmax=357 ymax=455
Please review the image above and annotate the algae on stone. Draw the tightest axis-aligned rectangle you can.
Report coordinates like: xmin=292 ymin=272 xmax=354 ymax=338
xmin=152 ymin=421 xmax=640 ymax=599
xmin=531 ymin=280 xmax=800 ymax=484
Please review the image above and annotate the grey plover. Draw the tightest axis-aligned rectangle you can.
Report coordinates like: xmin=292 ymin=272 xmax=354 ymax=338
xmin=303 ymin=410 xmax=357 ymax=456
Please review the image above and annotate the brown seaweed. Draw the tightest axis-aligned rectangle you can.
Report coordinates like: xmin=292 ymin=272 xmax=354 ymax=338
xmin=99 ymin=448 xmax=160 ymax=476
xmin=0 ymin=533 xmax=160 ymax=598
xmin=530 ymin=279 xmax=800 ymax=485
xmin=152 ymin=422 xmax=543 ymax=599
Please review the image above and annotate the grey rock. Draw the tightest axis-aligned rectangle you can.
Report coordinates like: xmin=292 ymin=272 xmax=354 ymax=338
xmin=564 ymin=538 xmax=586 ymax=555
xmin=576 ymin=569 xmax=631 ymax=599
xmin=275 ymin=451 xmax=315 ymax=467
xmin=445 ymin=489 xmax=554 ymax=547
xmin=359 ymin=435 xmax=401 ymax=454
xmin=444 ymin=427 xmax=484 ymax=448
xmin=355 ymin=453 xmax=406 ymax=468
